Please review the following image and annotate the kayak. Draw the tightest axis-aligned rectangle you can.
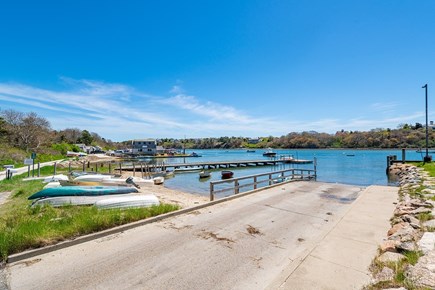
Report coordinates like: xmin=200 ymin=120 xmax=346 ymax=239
xmin=28 ymin=186 xmax=138 ymax=200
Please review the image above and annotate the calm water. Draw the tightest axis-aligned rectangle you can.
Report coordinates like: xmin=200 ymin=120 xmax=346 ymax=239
xmin=147 ymin=149 xmax=424 ymax=196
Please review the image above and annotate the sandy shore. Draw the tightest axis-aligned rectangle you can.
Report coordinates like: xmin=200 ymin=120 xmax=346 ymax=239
xmin=118 ymin=171 xmax=209 ymax=208
xmin=61 ymin=154 xmax=210 ymax=209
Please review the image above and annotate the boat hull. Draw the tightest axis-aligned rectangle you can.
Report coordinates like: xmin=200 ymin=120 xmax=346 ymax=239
xmin=95 ymin=195 xmax=160 ymax=209
xmin=221 ymin=171 xmax=234 ymax=179
xmin=28 ymin=186 xmax=138 ymax=200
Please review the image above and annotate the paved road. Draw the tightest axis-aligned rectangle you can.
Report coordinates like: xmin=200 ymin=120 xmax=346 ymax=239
xmin=0 ymin=160 xmax=63 ymax=181
xmin=5 ymin=182 xmax=363 ymax=290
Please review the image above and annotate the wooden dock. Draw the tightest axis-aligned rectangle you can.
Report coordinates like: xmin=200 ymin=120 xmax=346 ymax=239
xmin=113 ymin=158 xmax=313 ymax=172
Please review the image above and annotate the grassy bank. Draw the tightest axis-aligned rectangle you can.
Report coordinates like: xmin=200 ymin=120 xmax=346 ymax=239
xmin=0 ymin=172 xmax=180 ymax=261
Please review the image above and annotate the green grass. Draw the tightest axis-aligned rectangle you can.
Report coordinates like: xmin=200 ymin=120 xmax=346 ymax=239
xmin=0 ymin=173 xmax=180 ymax=261
xmin=415 ymin=162 xmax=435 ymax=177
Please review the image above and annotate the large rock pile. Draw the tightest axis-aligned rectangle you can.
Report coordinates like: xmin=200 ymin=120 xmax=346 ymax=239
xmin=371 ymin=163 xmax=435 ymax=288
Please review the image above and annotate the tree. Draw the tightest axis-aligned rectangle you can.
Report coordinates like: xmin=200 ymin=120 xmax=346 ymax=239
xmin=1 ymin=109 xmax=52 ymax=151
xmin=78 ymin=130 xmax=94 ymax=145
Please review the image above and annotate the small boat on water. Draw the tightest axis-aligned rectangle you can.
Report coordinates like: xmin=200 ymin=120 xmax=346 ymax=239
xmin=280 ymin=155 xmax=294 ymax=163
xmin=28 ymin=186 xmax=138 ymax=200
xmin=189 ymin=152 xmax=202 ymax=157
xmin=263 ymin=148 xmax=277 ymax=157
xmin=95 ymin=195 xmax=160 ymax=210
xmin=199 ymin=170 xmax=211 ymax=178
xmin=221 ymin=170 xmax=234 ymax=179
xmin=174 ymin=166 xmax=203 ymax=173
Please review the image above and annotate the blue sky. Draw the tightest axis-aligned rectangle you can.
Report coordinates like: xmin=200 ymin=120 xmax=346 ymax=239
xmin=1 ymin=0 xmax=434 ymax=141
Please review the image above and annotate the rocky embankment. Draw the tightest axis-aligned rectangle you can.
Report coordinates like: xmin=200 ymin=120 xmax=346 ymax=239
xmin=368 ymin=164 xmax=435 ymax=289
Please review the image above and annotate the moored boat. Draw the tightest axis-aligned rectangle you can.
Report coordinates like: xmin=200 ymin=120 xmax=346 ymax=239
xmin=221 ymin=170 xmax=234 ymax=179
xmin=263 ymin=148 xmax=277 ymax=157
xmin=199 ymin=170 xmax=211 ymax=178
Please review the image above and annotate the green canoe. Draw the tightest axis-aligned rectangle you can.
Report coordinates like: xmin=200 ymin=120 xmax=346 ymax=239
xmin=28 ymin=186 xmax=138 ymax=200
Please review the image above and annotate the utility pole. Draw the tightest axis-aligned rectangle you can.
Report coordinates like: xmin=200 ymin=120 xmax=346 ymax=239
xmin=422 ymin=84 xmax=431 ymax=162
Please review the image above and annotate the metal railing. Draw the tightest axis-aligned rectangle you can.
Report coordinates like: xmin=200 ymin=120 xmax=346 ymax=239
xmin=209 ymin=168 xmax=316 ymax=201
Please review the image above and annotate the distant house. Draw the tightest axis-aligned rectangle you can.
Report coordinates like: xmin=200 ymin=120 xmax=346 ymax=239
xmin=131 ymin=139 xmax=158 ymax=155
xmin=248 ymin=138 xmax=260 ymax=144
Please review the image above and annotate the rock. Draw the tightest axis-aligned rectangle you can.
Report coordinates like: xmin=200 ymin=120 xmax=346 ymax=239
xmin=397 ymin=241 xmax=417 ymax=252
xmin=374 ymin=266 xmax=394 ymax=282
xmin=380 ymin=240 xmax=399 ymax=252
xmin=388 ymin=223 xmax=417 ymax=242
xmin=411 ymin=207 xmax=432 ymax=215
xmin=418 ymin=232 xmax=435 ymax=254
xmin=406 ymin=250 xmax=435 ymax=288
xmin=378 ymin=251 xmax=406 ymax=263
xmin=424 ymin=219 xmax=435 ymax=228
xmin=388 ymin=222 xmax=406 ymax=236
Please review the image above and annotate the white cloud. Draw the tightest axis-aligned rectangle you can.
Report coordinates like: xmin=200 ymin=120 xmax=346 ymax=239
xmin=0 ymin=78 xmax=428 ymax=140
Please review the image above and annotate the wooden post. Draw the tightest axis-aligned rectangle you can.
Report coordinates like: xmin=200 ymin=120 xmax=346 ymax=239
xmin=133 ymin=162 xmax=135 ymax=177
xmin=37 ymin=162 xmax=40 ymax=177
xmin=210 ymin=183 xmax=214 ymax=201
xmin=254 ymin=176 xmax=257 ymax=190
xmin=68 ymin=162 xmax=71 ymax=172
xmin=109 ymin=163 xmax=111 ymax=174
xmin=268 ymin=174 xmax=272 ymax=186
xmin=95 ymin=163 xmax=98 ymax=173
xmin=119 ymin=163 xmax=122 ymax=174
xmin=54 ymin=162 xmax=57 ymax=175
xmin=402 ymin=148 xmax=406 ymax=164
xmin=87 ymin=161 xmax=90 ymax=168
xmin=235 ymin=180 xmax=239 ymax=194
xmin=82 ymin=162 xmax=85 ymax=172
xmin=141 ymin=163 xmax=144 ymax=178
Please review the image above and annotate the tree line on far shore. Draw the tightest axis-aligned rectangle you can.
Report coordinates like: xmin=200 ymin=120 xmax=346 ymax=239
xmin=0 ymin=109 xmax=433 ymax=166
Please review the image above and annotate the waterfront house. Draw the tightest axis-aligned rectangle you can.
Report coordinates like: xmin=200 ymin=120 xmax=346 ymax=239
xmin=131 ymin=139 xmax=158 ymax=155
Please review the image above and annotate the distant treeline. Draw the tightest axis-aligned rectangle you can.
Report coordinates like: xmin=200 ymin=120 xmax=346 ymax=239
xmin=0 ymin=108 xmax=433 ymax=165
xmin=159 ymin=123 xmax=433 ymax=150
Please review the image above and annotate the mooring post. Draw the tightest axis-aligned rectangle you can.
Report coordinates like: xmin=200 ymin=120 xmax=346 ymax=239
xmin=210 ymin=183 xmax=214 ymax=201
xmin=54 ymin=162 xmax=57 ymax=175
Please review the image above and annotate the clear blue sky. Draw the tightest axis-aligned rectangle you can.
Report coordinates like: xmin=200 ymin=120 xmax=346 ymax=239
xmin=1 ymin=0 xmax=434 ymax=141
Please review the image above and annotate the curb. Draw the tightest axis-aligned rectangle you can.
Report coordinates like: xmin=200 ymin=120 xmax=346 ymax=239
xmin=7 ymin=179 xmax=300 ymax=263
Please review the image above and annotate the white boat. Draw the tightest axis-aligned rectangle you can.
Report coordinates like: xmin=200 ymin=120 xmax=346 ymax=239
xmin=199 ymin=170 xmax=211 ymax=178
xmin=73 ymin=174 xmax=114 ymax=182
xmin=280 ymin=155 xmax=294 ymax=163
xmin=174 ymin=166 xmax=203 ymax=173
xmin=43 ymin=181 xmax=61 ymax=189
xmin=43 ymin=174 xmax=70 ymax=183
xmin=31 ymin=194 xmax=131 ymax=207
xmin=95 ymin=195 xmax=160 ymax=209
xmin=263 ymin=148 xmax=277 ymax=157
xmin=73 ymin=175 xmax=164 ymax=186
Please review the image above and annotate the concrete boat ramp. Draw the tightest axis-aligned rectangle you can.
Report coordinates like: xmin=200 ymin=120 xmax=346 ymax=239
xmin=2 ymin=181 xmax=398 ymax=290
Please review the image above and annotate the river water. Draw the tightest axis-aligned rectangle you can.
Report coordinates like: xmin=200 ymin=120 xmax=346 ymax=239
xmin=145 ymin=149 xmax=424 ymax=196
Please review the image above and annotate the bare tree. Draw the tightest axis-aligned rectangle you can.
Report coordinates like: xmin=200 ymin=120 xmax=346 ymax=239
xmin=1 ymin=109 xmax=52 ymax=152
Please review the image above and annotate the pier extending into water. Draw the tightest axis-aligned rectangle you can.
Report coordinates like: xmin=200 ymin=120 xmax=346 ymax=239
xmin=209 ymin=168 xmax=316 ymax=201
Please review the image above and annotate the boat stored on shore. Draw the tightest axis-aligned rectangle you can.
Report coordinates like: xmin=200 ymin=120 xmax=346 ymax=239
xmin=95 ymin=195 xmax=160 ymax=209
xmin=28 ymin=186 xmax=138 ymax=200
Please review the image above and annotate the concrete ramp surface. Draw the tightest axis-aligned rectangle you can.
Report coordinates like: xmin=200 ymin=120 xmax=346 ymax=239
xmin=5 ymin=182 xmax=397 ymax=290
